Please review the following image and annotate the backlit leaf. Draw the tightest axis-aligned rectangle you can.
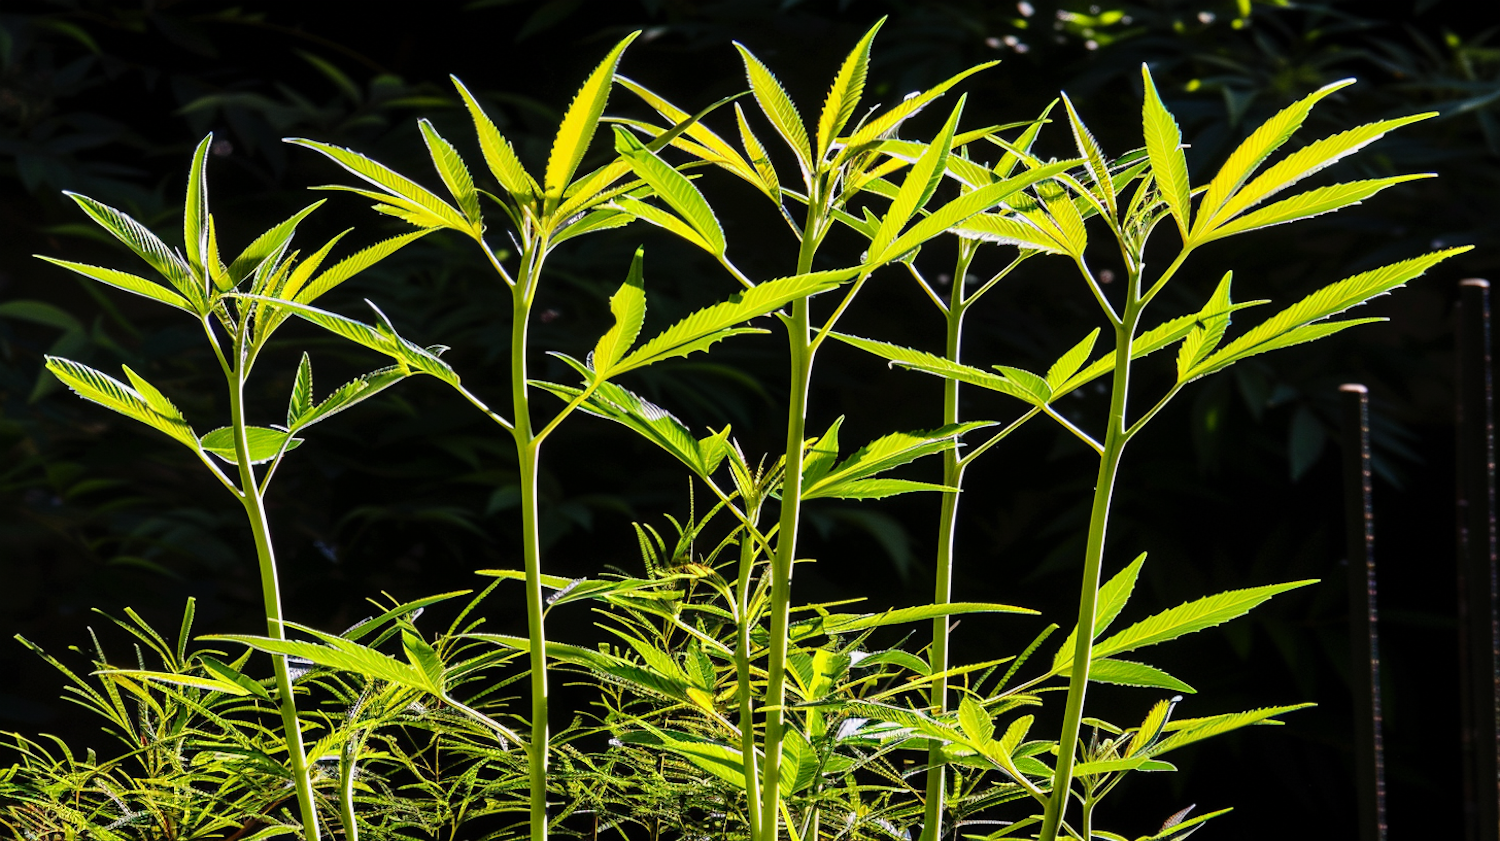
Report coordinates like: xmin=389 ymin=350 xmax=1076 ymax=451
xmin=545 ymin=32 xmax=640 ymax=197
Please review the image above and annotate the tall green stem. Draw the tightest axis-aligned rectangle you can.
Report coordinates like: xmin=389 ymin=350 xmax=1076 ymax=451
xmin=921 ymin=247 xmax=976 ymax=841
xmin=509 ymin=253 xmax=550 ymax=840
xmin=1038 ymin=302 xmax=1140 ymax=841
xmin=735 ymin=507 xmax=764 ymax=840
xmin=758 ymin=220 xmax=822 ymax=841
xmin=230 ymin=369 xmax=320 ymax=839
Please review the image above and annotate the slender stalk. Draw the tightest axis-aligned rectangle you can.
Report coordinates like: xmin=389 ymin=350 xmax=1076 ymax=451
xmin=921 ymin=246 xmax=976 ymax=841
xmin=735 ymin=507 xmax=764 ymax=840
xmin=230 ymin=369 xmax=320 ymax=839
xmin=508 ymin=260 xmax=550 ymax=840
xmin=758 ymin=218 xmax=823 ymax=841
xmin=1038 ymin=299 xmax=1140 ymax=841
xmin=339 ymin=734 xmax=360 ymax=841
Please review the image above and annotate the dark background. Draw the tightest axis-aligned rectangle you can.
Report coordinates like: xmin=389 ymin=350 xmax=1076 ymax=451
xmin=3 ymin=1 xmax=1498 ymax=838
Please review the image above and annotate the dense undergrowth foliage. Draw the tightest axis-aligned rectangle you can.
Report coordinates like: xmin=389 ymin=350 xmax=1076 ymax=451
xmin=0 ymin=9 xmax=1472 ymax=839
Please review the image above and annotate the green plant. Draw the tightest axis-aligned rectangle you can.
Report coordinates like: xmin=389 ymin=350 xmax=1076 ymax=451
xmin=7 ymin=19 xmax=1467 ymax=841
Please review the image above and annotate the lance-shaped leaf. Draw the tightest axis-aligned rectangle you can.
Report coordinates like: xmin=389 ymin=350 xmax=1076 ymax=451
xmin=794 ymin=601 xmax=1036 ymax=639
xmin=617 ymin=76 xmax=762 ymax=187
xmin=1093 ymin=579 xmax=1315 ymax=661
xmin=470 ymin=633 xmax=696 ymax=704
xmin=886 ymin=157 xmax=1078 ymax=260
xmin=1055 ymin=300 xmax=1268 ymax=396
xmin=101 ymin=668 xmax=252 ymax=697
xmin=535 ymin=377 xmax=728 ymax=478
xmin=1061 ymin=93 xmax=1115 ymax=216
xmin=1141 ymin=64 xmax=1192 ymax=239
xmin=228 ymin=201 xmax=325 ymax=286
xmin=545 ymin=31 xmax=640 ymax=198
xmin=1195 ymin=174 xmax=1433 ymax=244
xmin=834 ymin=62 xmax=998 ymax=165
xmin=1087 ymin=659 xmax=1195 ymax=694
xmin=613 ymin=129 xmax=725 ymax=255
xmin=287 ymin=138 xmax=470 ymax=230
xmin=64 ymin=193 xmax=203 ymax=309
xmin=816 ymin=18 xmax=883 ymax=161
xmin=290 ymin=229 xmax=433 ymax=304
xmin=614 ymin=268 xmax=858 ymax=374
xmin=868 ymin=96 xmax=965 ymax=261
xmin=1208 ymin=113 xmax=1434 ymax=230
xmin=803 ymin=422 xmax=991 ymax=500
xmin=735 ymin=41 xmax=812 ymax=179
xmin=1176 ymin=272 xmax=1236 ymax=379
xmin=248 ymin=296 xmax=458 ymax=385
xmin=736 ymin=101 xmax=781 ymax=200
xmin=1138 ymin=807 xmax=1235 ymax=840
xmin=288 ymin=365 xmax=406 ymax=433
xmin=828 ymin=333 xmax=1047 ymax=405
xmin=1146 ymin=704 xmax=1312 ymax=756
xmin=1053 ymin=552 xmax=1146 ymax=673
xmin=35 ymin=257 xmax=194 ymax=312
xmin=1072 ymin=756 xmax=1176 ymax=776
xmin=184 ymin=134 xmax=212 ymax=277
xmin=419 ymin=118 xmax=481 ymax=227
xmin=452 ymin=76 xmax=539 ymax=203
xmin=591 ymin=248 xmax=648 ymax=375
xmin=1188 ymin=247 xmax=1470 ymax=379
xmin=209 ymin=625 xmax=443 ymax=695
xmin=46 ymin=357 xmax=198 ymax=450
xmin=1192 ymin=78 xmax=1354 ymax=237
xmin=550 ymin=208 xmax=634 ymax=248
xmin=1046 ymin=328 xmax=1100 ymax=390
xmin=953 ymin=211 xmax=1069 ymax=255
xmin=199 ymin=426 xmax=303 ymax=465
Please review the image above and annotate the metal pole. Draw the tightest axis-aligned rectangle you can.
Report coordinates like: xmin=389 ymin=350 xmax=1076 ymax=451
xmin=1457 ymin=278 xmax=1499 ymax=841
xmin=1340 ymin=383 xmax=1386 ymax=841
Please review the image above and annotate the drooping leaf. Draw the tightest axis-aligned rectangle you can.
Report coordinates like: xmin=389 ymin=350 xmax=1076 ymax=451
xmin=200 ymin=426 xmax=303 ymax=465
xmin=613 ymin=129 xmax=725 ymax=255
xmin=35 ymin=257 xmax=194 ymax=312
xmin=45 ymin=357 xmax=198 ymax=450
xmin=545 ymin=31 xmax=640 ymax=198
xmin=1087 ymin=658 xmax=1195 ymax=694
xmin=288 ymin=138 xmax=470 ymax=230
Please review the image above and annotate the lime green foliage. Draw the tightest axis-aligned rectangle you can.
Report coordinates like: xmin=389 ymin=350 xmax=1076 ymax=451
xmin=10 ymin=25 xmax=1458 ymax=841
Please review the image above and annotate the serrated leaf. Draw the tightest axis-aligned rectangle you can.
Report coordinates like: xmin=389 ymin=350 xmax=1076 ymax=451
xmin=616 ymin=76 xmax=762 ymax=187
xmin=200 ymin=426 xmax=302 ymax=465
xmin=617 ymin=268 xmax=856 ymax=373
xmin=959 ymin=696 xmax=995 ymax=743
xmin=869 ymin=96 xmax=964 ymax=260
xmin=1176 ymin=272 xmax=1235 ymax=379
xmin=1088 ymin=659 xmax=1195 ymax=693
xmin=801 ymin=416 xmax=844 ymax=489
xmin=1192 ymin=79 xmax=1354 ymax=237
xmin=1141 ymin=65 xmax=1192 ymax=239
xmin=610 ymin=195 xmax=715 ymax=253
xmin=953 ymin=211 xmax=1069 ymax=255
xmin=829 ymin=332 xmax=1042 ymax=405
xmin=817 ymin=19 xmax=882 ymax=161
xmin=228 ymin=201 xmax=325 ymax=286
xmin=36 ymin=257 xmax=194 ymax=312
xmin=1093 ymin=580 xmax=1315 ymax=660
xmin=888 ymin=157 xmax=1078 ymax=258
xmin=536 ymin=377 xmax=719 ymax=477
xmin=1148 ymin=704 xmax=1313 ymax=756
xmin=995 ymin=101 xmax=1055 ymax=180
xmin=287 ymin=138 xmax=469 ymax=230
xmin=65 ymin=193 xmax=202 ymax=308
xmin=614 ymin=128 xmax=725 ymax=255
xmin=452 ymin=76 xmax=538 ymax=204
xmin=207 ymin=629 xmax=441 ymax=695
xmin=1073 ymin=756 xmax=1176 ymax=776
xmin=807 ymin=477 xmax=954 ymax=500
xmin=735 ymin=42 xmax=812 ymax=179
xmin=545 ymin=32 xmax=639 ymax=197
xmin=1192 ymin=247 xmax=1469 ymax=377
xmin=288 ymin=353 xmax=313 ymax=427
xmin=1209 ymin=113 xmax=1434 ymax=229
xmin=45 ymin=357 xmax=198 ymax=449
xmin=1061 ymin=93 xmax=1115 ymax=216
xmin=735 ymin=102 xmax=781 ymax=200
xmin=102 ymin=669 xmax=251 ymax=696
xmin=251 ymin=296 xmax=459 ymax=384
xmin=805 ymin=602 xmax=1036 ymax=637
xmin=1196 ymin=175 xmax=1432 ymax=243
xmin=551 ymin=208 xmax=635 ymax=248
xmin=593 ymin=248 xmax=647 ymax=374
xmin=184 ymin=135 xmax=212 ymax=277
xmin=292 ymin=229 xmax=432 ymax=304
xmin=836 ymin=62 xmax=997 ymax=165
xmin=803 ymin=422 xmax=991 ymax=499
xmin=993 ymin=365 xmax=1051 ymax=403
xmin=1053 ymin=552 xmax=1147 ymax=672
xmin=1046 ymin=328 xmax=1100 ymax=389
xmin=419 ymin=118 xmax=481 ymax=225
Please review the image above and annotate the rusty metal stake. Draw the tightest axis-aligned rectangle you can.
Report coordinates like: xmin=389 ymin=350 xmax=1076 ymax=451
xmin=1341 ymin=383 xmax=1386 ymax=841
xmin=1457 ymin=278 xmax=1499 ymax=841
